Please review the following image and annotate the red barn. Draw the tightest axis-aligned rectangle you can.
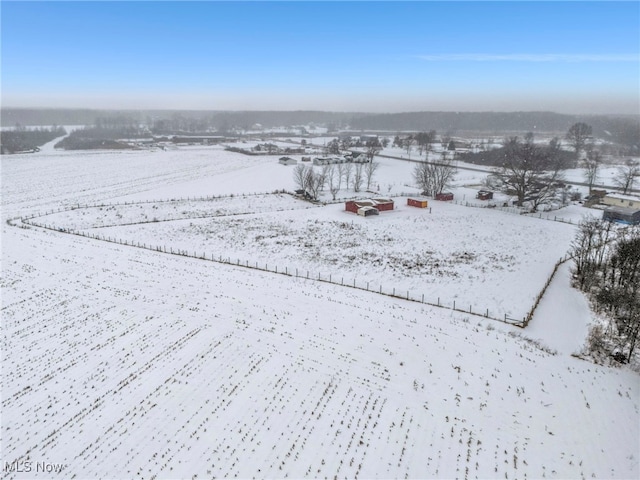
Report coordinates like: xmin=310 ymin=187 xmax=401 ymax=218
xmin=345 ymin=198 xmax=394 ymax=213
xmin=435 ymin=192 xmax=454 ymax=201
xmin=372 ymin=198 xmax=394 ymax=211
xmin=345 ymin=199 xmax=376 ymax=213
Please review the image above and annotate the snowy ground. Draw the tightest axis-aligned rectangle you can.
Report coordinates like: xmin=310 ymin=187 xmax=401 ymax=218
xmin=2 ymin=141 xmax=639 ymax=479
xmin=37 ymin=193 xmax=575 ymax=320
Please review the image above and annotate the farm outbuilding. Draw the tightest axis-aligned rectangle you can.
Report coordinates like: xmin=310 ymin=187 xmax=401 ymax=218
xmin=476 ymin=190 xmax=493 ymax=200
xmin=372 ymin=198 xmax=394 ymax=211
xmin=279 ymin=157 xmax=297 ymax=165
xmin=603 ymin=206 xmax=640 ymax=225
xmin=357 ymin=206 xmax=379 ymax=217
xmin=407 ymin=198 xmax=429 ymax=208
xmin=435 ymin=192 xmax=454 ymax=201
xmin=345 ymin=199 xmax=376 ymax=213
xmin=345 ymin=198 xmax=394 ymax=214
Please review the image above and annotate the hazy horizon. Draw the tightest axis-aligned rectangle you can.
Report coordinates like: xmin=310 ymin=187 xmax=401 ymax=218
xmin=2 ymin=2 xmax=639 ymax=115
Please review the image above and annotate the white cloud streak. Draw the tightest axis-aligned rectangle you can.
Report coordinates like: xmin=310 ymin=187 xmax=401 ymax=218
xmin=416 ymin=53 xmax=639 ymax=62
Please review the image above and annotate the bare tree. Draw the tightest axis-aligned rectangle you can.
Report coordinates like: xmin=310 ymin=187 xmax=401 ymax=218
xmin=571 ymin=216 xmax=613 ymax=291
xmin=319 ymin=164 xmax=332 ymax=192
xmin=326 ymin=138 xmax=340 ymax=155
xmin=335 ymin=163 xmax=345 ymax=191
xmin=412 ymin=155 xmax=457 ymax=196
xmin=353 ymin=163 xmax=364 ymax=192
xmin=413 ymin=161 xmax=432 ymax=195
xmin=365 ymin=140 xmax=381 ymax=163
xmin=593 ymin=230 xmax=640 ymax=362
xmin=583 ymin=148 xmax=601 ymax=193
xmin=613 ymin=160 xmax=640 ymax=194
xmin=441 ymin=132 xmax=453 ymax=151
xmin=293 ymin=164 xmax=308 ymax=192
xmin=431 ymin=154 xmax=457 ymax=195
xmin=342 ymin=162 xmax=353 ymax=191
xmin=327 ymin=166 xmax=339 ymax=200
xmin=304 ymin=167 xmax=323 ymax=200
xmin=403 ymin=136 xmax=414 ymax=158
xmin=566 ymin=122 xmax=592 ymax=165
xmin=492 ymin=134 xmax=565 ymax=211
xmin=365 ymin=159 xmax=380 ymax=190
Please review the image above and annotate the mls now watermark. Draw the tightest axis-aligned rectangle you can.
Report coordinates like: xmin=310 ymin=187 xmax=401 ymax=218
xmin=4 ymin=461 xmax=66 ymax=474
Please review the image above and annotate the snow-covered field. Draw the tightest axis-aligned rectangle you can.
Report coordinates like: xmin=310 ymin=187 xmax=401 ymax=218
xmin=37 ymin=193 xmax=575 ymax=320
xmin=2 ymin=141 xmax=639 ymax=479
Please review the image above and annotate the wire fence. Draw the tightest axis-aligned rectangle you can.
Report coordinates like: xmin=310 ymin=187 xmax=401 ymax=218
xmin=18 ymin=190 xmax=576 ymax=329
xmin=522 ymin=254 xmax=573 ymax=327
xmin=452 ymin=199 xmax=578 ymax=225
xmin=21 ymin=217 xmax=529 ymax=327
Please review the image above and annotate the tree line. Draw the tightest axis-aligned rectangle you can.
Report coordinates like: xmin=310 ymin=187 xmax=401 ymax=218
xmin=0 ymin=125 xmax=67 ymax=154
xmin=572 ymin=218 xmax=640 ymax=363
xmin=54 ymin=123 xmax=150 ymax=150
xmin=293 ymin=160 xmax=381 ymax=201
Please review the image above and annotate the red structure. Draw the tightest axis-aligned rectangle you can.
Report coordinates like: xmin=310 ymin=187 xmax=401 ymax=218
xmin=345 ymin=198 xmax=394 ymax=213
xmin=435 ymin=192 xmax=454 ymax=201
xmin=372 ymin=198 xmax=394 ymax=211
xmin=407 ymin=198 xmax=429 ymax=208
xmin=345 ymin=199 xmax=376 ymax=213
xmin=476 ymin=190 xmax=493 ymax=200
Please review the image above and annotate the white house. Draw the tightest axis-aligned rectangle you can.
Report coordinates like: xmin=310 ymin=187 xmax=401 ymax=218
xmin=602 ymin=193 xmax=640 ymax=209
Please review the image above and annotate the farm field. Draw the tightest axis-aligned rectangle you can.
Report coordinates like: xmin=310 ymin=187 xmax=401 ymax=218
xmin=2 ymin=143 xmax=639 ymax=479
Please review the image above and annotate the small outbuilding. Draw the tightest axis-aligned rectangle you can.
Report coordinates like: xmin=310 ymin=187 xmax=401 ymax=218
xmin=372 ymin=198 xmax=394 ymax=211
xmin=435 ymin=192 xmax=454 ymax=201
xmin=407 ymin=198 xmax=429 ymax=208
xmin=476 ymin=190 xmax=493 ymax=200
xmin=603 ymin=206 xmax=640 ymax=225
xmin=279 ymin=156 xmax=297 ymax=165
xmin=345 ymin=198 xmax=394 ymax=213
xmin=345 ymin=199 xmax=376 ymax=213
xmin=357 ymin=206 xmax=379 ymax=217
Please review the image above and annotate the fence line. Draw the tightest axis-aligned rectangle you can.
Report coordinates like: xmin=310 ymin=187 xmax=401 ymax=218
xmin=452 ymin=199 xmax=579 ymax=225
xmin=18 ymin=190 xmax=577 ymax=329
xmin=21 ymin=213 xmax=526 ymax=327
xmin=522 ymin=254 xmax=573 ymax=327
xmin=20 ymin=190 xmax=309 ymax=224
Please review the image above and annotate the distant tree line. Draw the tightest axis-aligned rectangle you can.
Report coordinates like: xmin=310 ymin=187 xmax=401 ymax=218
xmin=348 ymin=112 xmax=640 ymax=153
xmin=55 ymin=120 xmax=150 ymax=150
xmin=1 ymin=125 xmax=66 ymax=154
xmin=572 ymin=218 xmax=640 ymax=364
xmin=4 ymin=109 xmax=637 ymax=153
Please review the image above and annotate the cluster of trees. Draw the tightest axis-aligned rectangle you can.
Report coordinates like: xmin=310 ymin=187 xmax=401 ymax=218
xmin=565 ymin=122 xmax=639 ymax=195
xmin=292 ymin=160 xmax=380 ymax=201
xmin=613 ymin=160 xmax=640 ymax=194
xmin=1 ymin=125 xmax=66 ymax=154
xmin=392 ymin=131 xmax=453 ymax=158
xmin=55 ymin=122 xmax=150 ymax=150
xmin=460 ymin=121 xmax=637 ymax=211
xmin=324 ymin=137 xmax=386 ymax=164
xmin=487 ymin=133 xmax=568 ymax=211
xmin=413 ymin=154 xmax=457 ymax=196
xmin=572 ymin=218 xmax=640 ymax=363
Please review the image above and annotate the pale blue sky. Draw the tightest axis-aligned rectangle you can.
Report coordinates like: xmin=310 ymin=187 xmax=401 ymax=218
xmin=2 ymin=1 xmax=639 ymax=113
